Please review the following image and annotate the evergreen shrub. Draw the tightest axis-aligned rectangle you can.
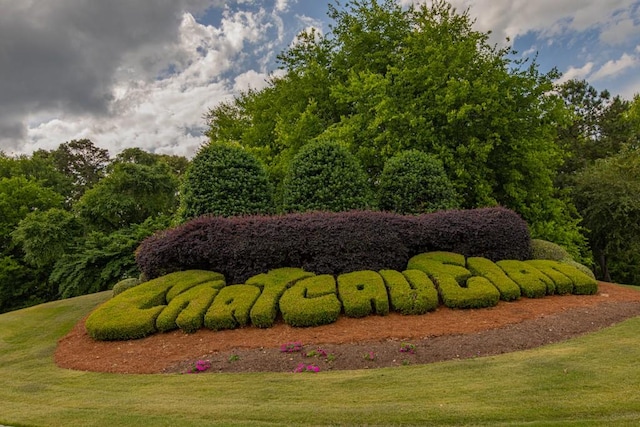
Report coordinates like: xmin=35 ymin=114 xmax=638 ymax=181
xmin=526 ymin=260 xmax=574 ymax=295
xmin=378 ymin=150 xmax=460 ymax=214
xmin=112 ymin=277 xmax=140 ymax=297
xmin=86 ymin=270 xmax=219 ymax=340
xmin=496 ymin=260 xmax=553 ymax=298
xmin=136 ymin=207 xmax=532 ymax=283
xmin=179 ymin=142 xmax=274 ymax=221
xmin=247 ymin=268 xmax=314 ymax=328
xmin=281 ymin=140 xmax=373 ymax=213
xmin=467 ymin=257 xmax=521 ymax=301
xmin=434 ymin=275 xmax=500 ymax=309
xmin=279 ymin=275 xmax=342 ymax=327
xmin=156 ymin=280 xmax=225 ymax=333
xmin=531 ymin=239 xmax=571 ymax=261
xmin=562 ymin=259 xmax=597 ymax=280
xmin=337 ymin=270 xmax=390 ymax=318
xmin=379 ymin=269 xmax=439 ymax=315
xmin=204 ymin=284 xmax=261 ymax=330
xmin=531 ymin=260 xmax=598 ymax=295
xmin=407 ymin=252 xmax=500 ymax=308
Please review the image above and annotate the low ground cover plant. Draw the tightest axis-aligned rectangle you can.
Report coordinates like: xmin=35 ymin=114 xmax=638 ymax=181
xmin=86 ymin=252 xmax=597 ymax=341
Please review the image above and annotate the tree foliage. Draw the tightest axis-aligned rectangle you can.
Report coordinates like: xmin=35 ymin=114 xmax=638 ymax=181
xmin=205 ymin=0 xmax=573 ymax=246
xmin=75 ymin=162 xmax=179 ymax=232
xmin=378 ymin=150 xmax=459 ymax=214
xmin=12 ymin=209 xmax=83 ymax=268
xmin=573 ymin=149 xmax=640 ymax=283
xmin=40 ymin=139 xmax=110 ymax=201
xmin=179 ymin=142 xmax=274 ymax=221
xmin=555 ymin=79 xmax=635 ymax=187
xmin=282 ymin=140 xmax=373 ymax=213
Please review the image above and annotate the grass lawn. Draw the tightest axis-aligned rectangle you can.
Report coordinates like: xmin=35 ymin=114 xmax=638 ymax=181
xmin=1 ymin=288 xmax=640 ymax=426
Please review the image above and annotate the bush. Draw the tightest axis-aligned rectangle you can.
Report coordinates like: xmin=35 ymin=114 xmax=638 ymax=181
xmin=406 ymin=208 xmax=532 ymax=261
xmin=531 ymin=260 xmax=598 ymax=295
xmin=112 ymin=277 xmax=141 ymax=297
xmin=86 ymin=270 xmax=220 ymax=340
xmin=407 ymin=252 xmax=500 ymax=309
xmin=179 ymin=142 xmax=274 ymax=221
xmin=407 ymin=252 xmax=471 ymax=283
xmin=247 ymin=268 xmax=314 ymax=328
xmin=156 ymin=280 xmax=226 ymax=333
xmin=530 ymin=239 xmax=572 ymax=261
xmin=281 ymin=140 xmax=373 ymax=213
xmin=526 ymin=260 xmax=574 ymax=295
xmin=379 ymin=269 xmax=439 ymax=315
xmin=562 ymin=259 xmax=596 ymax=281
xmin=337 ymin=271 xmax=390 ymax=318
xmin=136 ymin=207 xmax=532 ymax=284
xmin=279 ymin=275 xmax=342 ymax=327
xmin=204 ymin=285 xmax=261 ymax=331
xmin=378 ymin=150 xmax=460 ymax=214
xmin=466 ymin=257 xmax=521 ymax=301
xmin=495 ymin=260 xmax=553 ymax=298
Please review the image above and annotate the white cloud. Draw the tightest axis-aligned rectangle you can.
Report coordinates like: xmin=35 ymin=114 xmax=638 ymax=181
xmin=591 ymin=52 xmax=639 ymax=81
xmin=20 ymin=8 xmax=280 ymax=158
xmin=600 ymin=14 xmax=638 ymax=45
xmin=403 ymin=0 xmax=638 ymax=45
xmin=557 ymin=62 xmax=595 ymax=85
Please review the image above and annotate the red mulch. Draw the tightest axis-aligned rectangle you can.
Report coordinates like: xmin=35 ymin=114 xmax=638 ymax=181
xmin=54 ymin=282 xmax=640 ymax=374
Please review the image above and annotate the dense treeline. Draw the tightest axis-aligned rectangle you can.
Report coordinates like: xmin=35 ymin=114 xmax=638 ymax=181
xmin=0 ymin=141 xmax=186 ymax=313
xmin=1 ymin=0 xmax=639 ymax=313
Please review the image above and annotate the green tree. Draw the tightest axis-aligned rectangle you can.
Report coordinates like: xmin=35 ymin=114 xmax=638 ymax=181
xmin=50 ymin=217 xmax=170 ymax=298
xmin=573 ymin=149 xmax=640 ymax=283
xmin=113 ymin=148 xmax=189 ymax=177
xmin=0 ymin=152 xmax=73 ymax=199
xmin=0 ymin=177 xmax=64 ymax=247
xmin=282 ymin=140 xmax=373 ymax=212
xmin=555 ymin=80 xmax=634 ymax=187
xmin=43 ymin=139 xmax=110 ymax=201
xmin=0 ymin=177 xmax=64 ymax=312
xmin=12 ymin=209 xmax=82 ymax=268
xmin=75 ymin=162 xmax=179 ymax=232
xmin=378 ymin=150 xmax=460 ymax=214
xmin=205 ymin=0 xmax=577 ymax=251
xmin=179 ymin=142 xmax=274 ymax=221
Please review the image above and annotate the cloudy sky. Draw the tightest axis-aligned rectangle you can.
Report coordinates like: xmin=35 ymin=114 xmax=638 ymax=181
xmin=1 ymin=0 xmax=639 ymax=158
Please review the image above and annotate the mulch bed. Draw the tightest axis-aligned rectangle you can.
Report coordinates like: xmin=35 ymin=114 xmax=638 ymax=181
xmin=54 ymin=282 xmax=640 ymax=374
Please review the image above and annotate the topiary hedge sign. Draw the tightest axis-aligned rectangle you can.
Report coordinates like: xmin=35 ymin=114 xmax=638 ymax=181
xmin=86 ymin=251 xmax=598 ymax=341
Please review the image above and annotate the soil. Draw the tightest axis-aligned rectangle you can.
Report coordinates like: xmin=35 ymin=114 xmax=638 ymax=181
xmin=55 ymin=282 xmax=640 ymax=375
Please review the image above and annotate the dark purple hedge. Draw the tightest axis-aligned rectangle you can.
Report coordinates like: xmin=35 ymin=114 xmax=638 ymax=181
xmin=135 ymin=207 xmax=532 ymax=284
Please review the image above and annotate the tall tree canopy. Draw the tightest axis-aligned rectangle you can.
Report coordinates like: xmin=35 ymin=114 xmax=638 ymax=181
xmin=573 ymin=149 xmax=640 ymax=283
xmin=205 ymin=0 xmax=575 ymax=249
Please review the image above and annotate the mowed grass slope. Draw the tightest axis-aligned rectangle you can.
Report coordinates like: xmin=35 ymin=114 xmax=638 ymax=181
xmin=1 ymin=289 xmax=640 ymax=426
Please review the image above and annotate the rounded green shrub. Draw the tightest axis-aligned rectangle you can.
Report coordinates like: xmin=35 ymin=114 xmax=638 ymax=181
xmin=378 ymin=150 xmax=460 ymax=214
xmin=112 ymin=277 xmax=141 ymax=297
xmin=281 ymin=140 xmax=373 ymax=213
xmin=179 ymin=142 xmax=274 ymax=221
xmin=530 ymin=239 xmax=571 ymax=261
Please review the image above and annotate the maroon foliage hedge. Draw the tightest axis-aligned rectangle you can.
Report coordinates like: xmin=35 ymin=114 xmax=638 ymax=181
xmin=135 ymin=207 xmax=531 ymax=284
